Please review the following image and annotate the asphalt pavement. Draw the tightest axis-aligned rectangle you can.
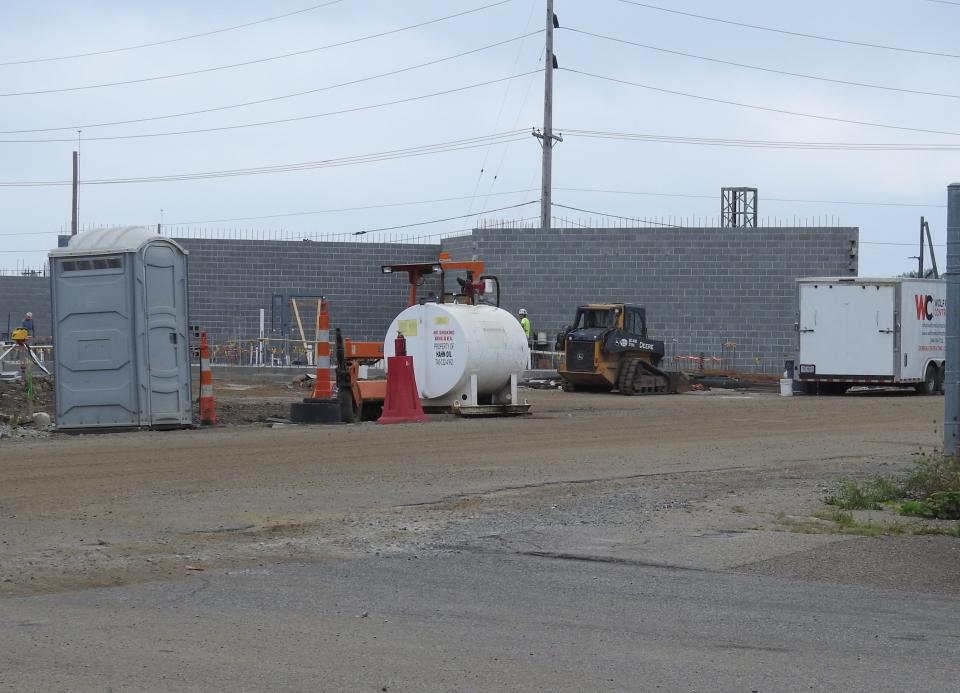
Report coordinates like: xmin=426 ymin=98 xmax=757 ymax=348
xmin=2 ymin=550 xmax=958 ymax=692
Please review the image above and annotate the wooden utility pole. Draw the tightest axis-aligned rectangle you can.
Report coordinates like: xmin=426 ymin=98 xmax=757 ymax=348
xmin=535 ymin=0 xmax=561 ymax=229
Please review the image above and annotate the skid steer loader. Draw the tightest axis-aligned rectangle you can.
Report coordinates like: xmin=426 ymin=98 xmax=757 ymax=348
xmin=556 ymin=303 xmax=688 ymax=395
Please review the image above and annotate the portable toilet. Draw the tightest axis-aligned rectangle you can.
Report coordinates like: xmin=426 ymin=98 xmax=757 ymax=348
xmin=48 ymin=227 xmax=192 ymax=430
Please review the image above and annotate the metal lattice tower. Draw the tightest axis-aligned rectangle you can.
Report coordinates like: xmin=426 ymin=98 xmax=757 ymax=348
xmin=720 ymin=187 xmax=758 ymax=228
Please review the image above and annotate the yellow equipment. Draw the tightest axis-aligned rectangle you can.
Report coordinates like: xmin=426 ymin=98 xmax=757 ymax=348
xmin=2 ymin=326 xmax=51 ymax=375
xmin=557 ymin=303 xmax=688 ymax=395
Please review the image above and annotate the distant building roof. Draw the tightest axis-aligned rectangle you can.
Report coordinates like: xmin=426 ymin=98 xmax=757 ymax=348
xmin=49 ymin=226 xmax=187 ymax=257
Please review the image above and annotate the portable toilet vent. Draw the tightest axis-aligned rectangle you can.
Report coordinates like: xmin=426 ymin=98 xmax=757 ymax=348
xmin=48 ymin=227 xmax=192 ymax=430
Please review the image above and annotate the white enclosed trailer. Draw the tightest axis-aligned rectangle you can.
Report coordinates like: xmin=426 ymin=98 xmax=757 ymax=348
xmin=796 ymin=277 xmax=945 ymax=393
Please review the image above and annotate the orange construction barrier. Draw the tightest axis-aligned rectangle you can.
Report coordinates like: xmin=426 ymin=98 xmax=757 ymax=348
xmin=199 ymin=332 xmax=217 ymax=426
xmin=311 ymin=299 xmax=334 ymax=400
xmin=378 ymin=333 xmax=428 ymax=425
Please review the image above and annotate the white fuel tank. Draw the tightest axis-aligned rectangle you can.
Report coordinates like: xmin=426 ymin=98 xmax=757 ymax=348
xmin=384 ymin=303 xmax=529 ymax=406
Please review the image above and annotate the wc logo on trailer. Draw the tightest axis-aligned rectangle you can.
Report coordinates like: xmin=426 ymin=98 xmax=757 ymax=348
xmin=915 ymin=294 xmax=946 ymax=321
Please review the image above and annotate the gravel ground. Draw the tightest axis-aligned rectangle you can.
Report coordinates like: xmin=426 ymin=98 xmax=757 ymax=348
xmin=0 ymin=387 xmax=950 ymax=597
xmin=2 ymin=387 xmax=957 ymax=691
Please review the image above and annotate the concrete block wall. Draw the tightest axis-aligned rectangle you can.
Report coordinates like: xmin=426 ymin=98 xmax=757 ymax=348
xmin=0 ymin=226 xmax=857 ymax=371
xmin=177 ymin=238 xmax=440 ymax=345
xmin=441 ymin=227 xmax=858 ymax=371
xmin=0 ymin=276 xmax=51 ymax=340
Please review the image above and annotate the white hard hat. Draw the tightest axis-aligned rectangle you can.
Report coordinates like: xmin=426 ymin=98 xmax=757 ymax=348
xmin=25 ymin=312 xmax=32 ymax=318
xmin=518 ymin=308 xmax=528 ymax=316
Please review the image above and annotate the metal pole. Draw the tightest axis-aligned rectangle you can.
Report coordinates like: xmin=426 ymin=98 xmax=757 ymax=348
xmin=944 ymin=183 xmax=960 ymax=456
xmin=926 ymin=219 xmax=940 ymax=278
xmin=919 ymin=216 xmax=925 ymax=277
xmin=70 ymin=151 xmax=78 ymax=236
xmin=539 ymin=0 xmax=556 ymax=230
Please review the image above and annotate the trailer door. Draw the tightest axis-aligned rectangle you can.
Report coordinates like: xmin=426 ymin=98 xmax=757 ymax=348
xmin=800 ymin=283 xmax=895 ymax=377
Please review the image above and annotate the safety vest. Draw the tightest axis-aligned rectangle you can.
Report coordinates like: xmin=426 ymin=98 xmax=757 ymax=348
xmin=520 ymin=317 xmax=531 ymax=338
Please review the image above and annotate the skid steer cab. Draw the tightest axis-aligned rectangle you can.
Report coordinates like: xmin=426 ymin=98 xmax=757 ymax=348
xmin=557 ymin=303 xmax=688 ymax=395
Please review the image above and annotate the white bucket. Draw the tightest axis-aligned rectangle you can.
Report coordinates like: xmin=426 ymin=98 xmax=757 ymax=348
xmin=779 ymin=378 xmax=794 ymax=397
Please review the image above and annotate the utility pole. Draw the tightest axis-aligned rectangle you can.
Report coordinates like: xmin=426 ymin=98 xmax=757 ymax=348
xmin=919 ymin=216 xmax=926 ymax=277
xmin=945 ymin=183 xmax=960 ymax=456
xmin=925 ymin=217 xmax=939 ymax=278
xmin=534 ymin=0 xmax=561 ymax=230
xmin=70 ymin=151 xmax=78 ymax=236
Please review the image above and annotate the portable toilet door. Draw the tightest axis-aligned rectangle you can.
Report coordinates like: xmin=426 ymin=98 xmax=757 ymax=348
xmin=50 ymin=226 xmax=192 ymax=430
xmin=139 ymin=242 xmax=191 ymax=427
xmin=50 ymin=248 xmax=140 ymax=428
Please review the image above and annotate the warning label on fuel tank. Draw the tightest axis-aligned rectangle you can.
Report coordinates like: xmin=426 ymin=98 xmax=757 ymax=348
xmin=433 ymin=329 xmax=454 ymax=366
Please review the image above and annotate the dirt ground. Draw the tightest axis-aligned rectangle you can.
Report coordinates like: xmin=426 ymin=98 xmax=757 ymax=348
xmin=0 ymin=376 xmax=54 ymax=418
xmin=1 ymin=383 xmax=954 ymax=599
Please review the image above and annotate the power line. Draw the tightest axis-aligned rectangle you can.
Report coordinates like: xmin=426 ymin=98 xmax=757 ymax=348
xmin=553 ymin=203 xmax=680 ymax=226
xmin=555 ymin=202 xmax=945 ymax=246
xmin=0 ymin=188 xmax=540 ymax=236
xmin=927 ymin=0 xmax=960 ymax=6
xmin=465 ymin=0 xmax=541 ymax=216
xmin=0 ymin=32 xmax=540 ymax=134
xmin=0 ymin=0 xmax=513 ymax=97
xmin=478 ymin=44 xmax=546 ymax=216
xmin=0 ymin=131 xmax=530 ymax=186
xmin=565 ymin=28 xmax=960 ymax=100
xmin=347 ymin=201 xmax=537 ymax=235
xmin=188 ymin=201 xmax=539 ymax=238
xmin=168 ymin=189 xmax=539 ymax=225
xmin=0 ymin=1 xmax=348 ymax=67
xmin=561 ymin=129 xmax=960 ymax=151
xmin=0 ymin=226 xmax=941 ymax=251
xmin=556 ymin=186 xmax=947 ymax=209
xmin=615 ymin=0 xmax=960 ymax=59
xmin=161 ymin=202 xmax=540 ymax=240
xmin=562 ymin=68 xmax=960 ymax=137
xmin=0 ymin=215 xmax=545 ymax=252
xmin=0 ymin=72 xmax=541 ymax=143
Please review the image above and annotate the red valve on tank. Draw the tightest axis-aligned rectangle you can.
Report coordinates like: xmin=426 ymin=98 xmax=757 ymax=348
xmin=394 ymin=331 xmax=407 ymax=357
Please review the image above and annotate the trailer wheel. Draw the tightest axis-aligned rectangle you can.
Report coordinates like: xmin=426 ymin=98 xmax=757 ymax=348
xmin=938 ymin=364 xmax=945 ymax=395
xmin=916 ymin=365 xmax=938 ymax=396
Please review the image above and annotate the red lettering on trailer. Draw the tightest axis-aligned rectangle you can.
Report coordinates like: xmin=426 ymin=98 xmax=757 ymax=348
xmin=915 ymin=294 xmax=934 ymax=321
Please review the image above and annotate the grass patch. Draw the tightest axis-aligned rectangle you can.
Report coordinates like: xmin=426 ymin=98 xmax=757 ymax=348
xmin=911 ymin=523 xmax=960 ymax=538
xmin=901 ymin=456 xmax=960 ymax=500
xmin=899 ymin=491 xmax=960 ymax=520
xmin=811 ymin=510 xmax=901 ymax=535
xmin=824 ymin=455 xmax=960 ymax=519
xmin=815 ymin=509 xmax=854 ymax=526
xmin=824 ymin=477 xmax=902 ymax=510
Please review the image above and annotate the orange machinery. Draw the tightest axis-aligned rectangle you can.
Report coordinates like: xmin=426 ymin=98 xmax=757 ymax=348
xmin=335 ymin=253 xmax=499 ymax=422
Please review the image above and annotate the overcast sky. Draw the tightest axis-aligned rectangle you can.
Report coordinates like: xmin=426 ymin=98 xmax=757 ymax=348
xmin=0 ymin=0 xmax=957 ymax=275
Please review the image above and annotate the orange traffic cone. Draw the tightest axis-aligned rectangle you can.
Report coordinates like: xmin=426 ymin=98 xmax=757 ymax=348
xmin=378 ymin=333 xmax=428 ymax=425
xmin=199 ymin=332 xmax=217 ymax=426
xmin=311 ymin=299 xmax=334 ymax=400
xmin=289 ymin=298 xmax=340 ymax=423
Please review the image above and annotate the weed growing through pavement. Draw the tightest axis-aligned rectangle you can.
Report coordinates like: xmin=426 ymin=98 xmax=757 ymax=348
xmin=824 ymin=453 xmax=960 ymax=520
